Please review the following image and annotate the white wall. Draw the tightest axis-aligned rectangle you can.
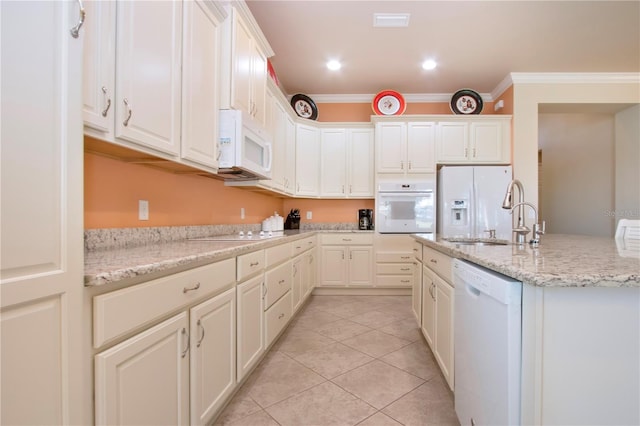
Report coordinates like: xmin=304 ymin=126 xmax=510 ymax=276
xmin=614 ymin=105 xmax=640 ymax=225
xmin=538 ymin=113 xmax=615 ymax=237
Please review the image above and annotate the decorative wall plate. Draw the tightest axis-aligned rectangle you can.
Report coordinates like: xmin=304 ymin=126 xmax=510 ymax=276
xmin=450 ymin=89 xmax=483 ymax=115
xmin=372 ymin=90 xmax=406 ymax=115
xmin=290 ymin=94 xmax=318 ymax=120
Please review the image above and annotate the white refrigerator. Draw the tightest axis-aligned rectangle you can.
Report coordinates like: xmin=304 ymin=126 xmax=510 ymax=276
xmin=438 ymin=166 xmax=513 ymax=240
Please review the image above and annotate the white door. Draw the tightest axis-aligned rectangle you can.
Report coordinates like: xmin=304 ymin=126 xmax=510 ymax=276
xmin=349 ymin=247 xmax=373 ymax=287
xmin=407 ymin=122 xmax=436 ymax=173
xmin=115 ymin=0 xmax=182 ymax=155
xmin=295 ymin=124 xmax=320 ymax=196
xmin=1 ymin=1 xmax=84 ymax=424
xmin=376 ymin=122 xmax=406 ymax=173
xmin=320 ymin=246 xmax=347 ymax=287
xmin=237 ymin=275 xmax=265 ymax=381
xmin=94 ymin=313 xmax=190 ymax=426
xmin=190 ymin=288 xmax=236 ymax=426
xmin=181 ymin=0 xmax=222 ymax=169
xmin=348 ymin=128 xmax=374 ymax=197
xmin=437 ymin=122 xmax=469 ymax=162
xmin=435 ymin=276 xmax=455 ymax=390
xmin=320 ymin=128 xmax=347 ymax=197
xmin=421 ymin=268 xmax=436 ymax=349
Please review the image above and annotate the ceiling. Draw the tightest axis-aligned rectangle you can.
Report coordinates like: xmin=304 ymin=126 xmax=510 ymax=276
xmin=245 ymin=1 xmax=640 ymax=99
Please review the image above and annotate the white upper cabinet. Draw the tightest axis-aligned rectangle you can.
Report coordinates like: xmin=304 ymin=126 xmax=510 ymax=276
xmin=375 ymin=121 xmax=436 ymax=175
xmin=220 ymin=5 xmax=272 ymax=127
xmin=436 ymin=117 xmax=511 ymax=164
xmin=115 ymin=1 xmax=183 ymax=155
xmin=295 ymin=123 xmax=320 ymax=196
xmin=320 ymin=126 xmax=374 ymax=198
xmin=181 ymin=0 xmax=224 ymax=170
xmin=407 ymin=122 xmax=437 ymax=173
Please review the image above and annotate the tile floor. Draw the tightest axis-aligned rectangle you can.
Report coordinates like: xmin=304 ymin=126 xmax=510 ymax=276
xmin=215 ymin=295 xmax=460 ymax=426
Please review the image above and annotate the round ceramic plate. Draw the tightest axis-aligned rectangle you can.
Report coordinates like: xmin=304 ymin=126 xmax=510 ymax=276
xmin=372 ymin=90 xmax=406 ymax=115
xmin=290 ymin=94 xmax=318 ymax=120
xmin=450 ymin=89 xmax=483 ymax=115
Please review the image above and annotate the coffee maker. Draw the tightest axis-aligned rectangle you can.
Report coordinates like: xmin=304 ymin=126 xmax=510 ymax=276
xmin=358 ymin=209 xmax=374 ymax=230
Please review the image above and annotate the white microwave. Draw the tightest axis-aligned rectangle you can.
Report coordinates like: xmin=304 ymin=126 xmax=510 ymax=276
xmin=218 ymin=109 xmax=272 ymax=180
xmin=376 ymin=180 xmax=436 ymax=234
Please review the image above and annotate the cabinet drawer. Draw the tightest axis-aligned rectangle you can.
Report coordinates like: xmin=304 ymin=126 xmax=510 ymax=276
xmin=93 ymin=258 xmax=235 ymax=348
xmin=376 ymin=275 xmax=413 ymax=287
xmin=322 ymin=233 xmax=373 ymax=245
xmin=376 ymin=263 xmax=414 ymax=275
xmin=292 ymin=236 xmax=316 ymax=256
xmin=413 ymin=241 xmax=423 ymax=260
xmin=265 ymin=242 xmax=291 ymax=267
xmin=265 ymin=291 xmax=292 ymax=348
xmin=422 ymin=246 xmax=452 ymax=283
xmin=376 ymin=252 xmax=413 ymax=263
xmin=264 ymin=261 xmax=292 ymax=309
xmin=237 ymin=250 xmax=264 ymax=281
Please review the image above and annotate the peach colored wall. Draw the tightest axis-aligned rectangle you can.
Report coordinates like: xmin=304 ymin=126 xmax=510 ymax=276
xmin=282 ymin=199 xmax=375 ymax=224
xmin=84 ymin=153 xmax=283 ymax=228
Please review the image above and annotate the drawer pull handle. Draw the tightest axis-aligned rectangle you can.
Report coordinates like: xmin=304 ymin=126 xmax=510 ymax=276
xmin=250 ymin=261 xmax=260 ymax=267
xmin=401 ymin=256 xmax=410 ymax=259
xmin=296 ymin=246 xmax=302 ymax=250
xmin=183 ymin=282 xmax=201 ymax=293
xmin=400 ymin=268 xmax=410 ymax=271
xmin=279 ymin=279 xmax=285 ymax=285
xmin=413 ymin=248 xmax=418 ymax=252
xmin=196 ymin=319 xmax=205 ymax=348
xmin=430 ymin=259 xmax=438 ymax=264
xmin=401 ymin=280 xmax=410 ymax=283
xmin=278 ymin=313 xmax=285 ymax=319
xmin=181 ymin=328 xmax=190 ymax=358
xmin=308 ymin=241 xmax=313 ymax=245
xmin=342 ymin=238 xmax=352 ymax=242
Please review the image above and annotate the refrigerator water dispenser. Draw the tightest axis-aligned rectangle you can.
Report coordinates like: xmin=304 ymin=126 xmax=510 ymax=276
xmin=450 ymin=199 xmax=469 ymax=226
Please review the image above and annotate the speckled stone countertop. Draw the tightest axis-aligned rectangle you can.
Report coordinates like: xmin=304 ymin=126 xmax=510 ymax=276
xmin=85 ymin=228 xmax=371 ymax=287
xmin=413 ymin=233 xmax=640 ymax=288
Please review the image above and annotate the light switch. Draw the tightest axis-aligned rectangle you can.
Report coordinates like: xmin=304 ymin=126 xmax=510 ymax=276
xmin=306 ymin=211 xmax=312 ymax=220
xmin=138 ymin=200 xmax=149 ymax=221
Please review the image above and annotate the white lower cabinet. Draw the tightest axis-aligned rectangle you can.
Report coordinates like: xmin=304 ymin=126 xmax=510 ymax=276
xmin=265 ymin=291 xmax=293 ymax=348
xmin=292 ymin=255 xmax=303 ymax=312
xmin=95 ymin=313 xmax=190 ymax=426
xmin=421 ymin=267 xmax=436 ymax=348
xmin=236 ymin=274 xmax=265 ymax=382
xmin=319 ymin=234 xmax=373 ymax=287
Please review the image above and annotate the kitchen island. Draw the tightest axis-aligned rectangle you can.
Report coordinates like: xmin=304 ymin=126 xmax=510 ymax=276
xmin=412 ymin=233 xmax=639 ymax=425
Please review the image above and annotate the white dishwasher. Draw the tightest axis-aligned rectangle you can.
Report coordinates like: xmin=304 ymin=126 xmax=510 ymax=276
xmin=452 ymin=259 xmax=522 ymax=426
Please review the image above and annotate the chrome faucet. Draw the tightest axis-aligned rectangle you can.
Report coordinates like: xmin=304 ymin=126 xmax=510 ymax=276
xmin=501 ymin=179 xmax=527 ymax=244
xmin=510 ymin=201 xmax=545 ymax=246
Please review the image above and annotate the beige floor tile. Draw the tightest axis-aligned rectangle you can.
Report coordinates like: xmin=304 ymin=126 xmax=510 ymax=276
xmin=214 ymin=385 xmax=262 ymax=425
xmin=224 ymin=409 xmax=280 ymax=426
xmin=318 ymin=301 xmax=377 ymax=318
xmin=273 ymin=327 xmax=337 ymax=357
xmin=266 ymin=381 xmax=377 ymax=426
xmin=341 ymin=330 xmax=411 ymax=358
xmin=379 ymin=318 xmax=423 ymax=342
xmin=348 ymin=310 xmax=409 ymax=329
xmin=291 ymin=310 xmax=344 ymax=330
xmin=382 ymin=377 xmax=459 ymax=426
xmin=243 ymin=355 xmax=326 ymax=407
xmin=332 ymin=360 xmax=424 ymax=409
xmin=293 ymin=342 xmax=375 ymax=379
xmin=380 ymin=340 xmax=441 ymax=381
xmin=357 ymin=412 xmax=403 ymax=426
xmin=314 ymin=319 xmax=373 ymax=341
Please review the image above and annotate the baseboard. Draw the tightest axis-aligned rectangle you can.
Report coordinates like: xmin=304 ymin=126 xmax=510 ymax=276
xmin=312 ymin=287 xmax=411 ymax=296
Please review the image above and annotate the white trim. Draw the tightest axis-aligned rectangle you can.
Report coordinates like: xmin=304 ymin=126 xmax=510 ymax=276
xmin=491 ymin=74 xmax=514 ymax=100
xmin=510 ymin=72 xmax=640 ymax=85
xmin=228 ymin=0 xmax=275 ymax=57
xmin=306 ymin=92 xmax=493 ymax=104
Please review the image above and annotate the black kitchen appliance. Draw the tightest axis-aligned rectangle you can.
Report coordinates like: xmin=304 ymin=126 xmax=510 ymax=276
xmin=285 ymin=208 xmax=300 ymax=230
xmin=358 ymin=209 xmax=374 ymax=230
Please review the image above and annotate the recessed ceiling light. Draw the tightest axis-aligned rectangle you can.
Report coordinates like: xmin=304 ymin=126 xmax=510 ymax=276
xmin=373 ymin=13 xmax=410 ymax=28
xmin=422 ymin=59 xmax=437 ymax=70
xmin=327 ymin=60 xmax=342 ymax=71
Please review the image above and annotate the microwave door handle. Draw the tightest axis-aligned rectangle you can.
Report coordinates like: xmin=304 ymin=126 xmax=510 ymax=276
xmin=264 ymin=142 xmax=273 ymax=172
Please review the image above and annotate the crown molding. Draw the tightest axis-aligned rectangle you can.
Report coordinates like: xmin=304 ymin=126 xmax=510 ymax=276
xmin=509 ymin=72 xmax=640 ymax=84
xmin=304 ymin=92 xmax=493 ymax=103
xmin=227 ymin=0 xmax=275 ymax=57
xmin=491 ymin=74 xmax=514 ymax=100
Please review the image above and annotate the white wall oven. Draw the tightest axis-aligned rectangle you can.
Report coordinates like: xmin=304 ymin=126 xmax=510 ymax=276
xmin=376 ymin=180 xmax=435 ymax=233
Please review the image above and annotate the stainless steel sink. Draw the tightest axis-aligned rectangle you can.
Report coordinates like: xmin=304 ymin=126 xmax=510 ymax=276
xmin=444 ymin=238 xmax=509 ymax=246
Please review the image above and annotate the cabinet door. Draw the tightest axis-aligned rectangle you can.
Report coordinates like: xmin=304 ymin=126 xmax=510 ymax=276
xmin=284 ymin=115 xmax=296 ymax=194
xmin=407 ymin=122 xmax=436 ymax=173
xmin=266 ymin=96 xmax=286 ymax=191
xmin=190 ymin=288 xmax=236 ymax=425
xmin=115 ymin=1 xmax=182 ymax=155
xmin=470 ymin=121 xmax=504 ymax=163
xmin=320 ymin=128 xmax=348 ymax=197
xmin=376 ymin=122 xmax=406 ymax=173
xmin=295 ymin=124 xmax=320 ymax=196
xmin=237 ymin=275 xmax=264 ymax=382
xmin=437 ymin=122 xmax=469 ymax=162
xmin=181 ymin=0 xmax=221 ymax=169
xmin=421 ymin=268 xmax=436 ymax=349
xmin=250 ymin=42 xmax=267 ymax=125
xmin=349 ymin=247 xmax=373 ymax=287
xmin=434 ymin=276 xmax=454 ymax=390
xmin=229 ymin=9 xmax=253 ymax=116
xmin=95 ymin=313 xmax=190 ymax=426
xmin=82 ymin=0 xmax=116 ymax=134
xmin=292 ymin=256 xmax=303 ymax=312
xmin=304 ymin=249 xmax=317 ymax=298
xmin=1 ymin=1 xmax=84 ymax=424
xmin=320 ymin=246 xmax=347 ymax=287
xmin=412 ymin=261 xmax=422 ymax=325
xmin=348 ymin=128 xmax=374 ymax=197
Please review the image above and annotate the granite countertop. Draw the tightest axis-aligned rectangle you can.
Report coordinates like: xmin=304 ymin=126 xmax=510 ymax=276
xmin=413 ymin=233 xmax=640 ymax=288
xmin=84 ymin=229 xmax=372 ymax=287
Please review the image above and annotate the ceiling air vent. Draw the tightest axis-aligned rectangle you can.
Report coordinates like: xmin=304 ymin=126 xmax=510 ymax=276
xmin=373 ymin=13 xmax=410 ymax=28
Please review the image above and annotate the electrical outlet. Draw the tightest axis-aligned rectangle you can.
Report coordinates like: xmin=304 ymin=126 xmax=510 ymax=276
xmin=240 ymin=207 xmax=245 ymax=219
xmin=138 ymin=200 xmax=149 ymax=221
xmin=306 ymin=211 xmax=312 ymax=220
